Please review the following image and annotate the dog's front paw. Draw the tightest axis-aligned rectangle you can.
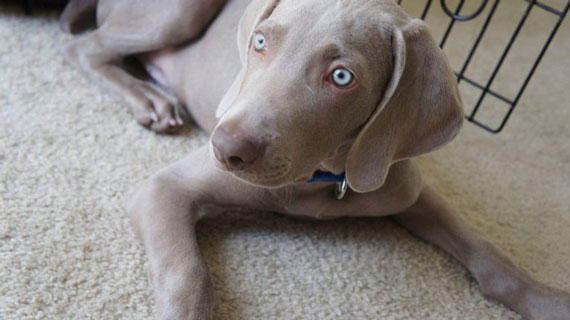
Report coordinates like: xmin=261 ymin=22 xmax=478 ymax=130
xmin=131 ymin=83 xmax=187 ymax=134
xmin=152 ymin=267 xmax=213 ymax=320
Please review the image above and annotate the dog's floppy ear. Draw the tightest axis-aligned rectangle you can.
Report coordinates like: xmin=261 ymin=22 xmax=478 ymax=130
xmin=346 ymin=19 xmax=464 ymax=193
xmin=216 ymin=0 xmax=279 ymax=118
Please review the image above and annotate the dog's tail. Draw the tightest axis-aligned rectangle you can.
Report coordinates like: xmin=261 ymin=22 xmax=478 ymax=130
xmin=59 ymin=0 xmax=98 ymax=34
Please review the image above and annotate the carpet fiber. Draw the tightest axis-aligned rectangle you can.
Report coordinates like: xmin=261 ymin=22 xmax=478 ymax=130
xmin=1 ymin=2 xmax=569 ymax=319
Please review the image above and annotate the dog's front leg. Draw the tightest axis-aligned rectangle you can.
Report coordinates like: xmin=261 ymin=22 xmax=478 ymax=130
xmin=127 ymin=168 xmax=212 ymax=320
xmin=126 ymin=146 xmax=268 ymax=320
xmin=393 ymin=185 xmax=570 ymax=320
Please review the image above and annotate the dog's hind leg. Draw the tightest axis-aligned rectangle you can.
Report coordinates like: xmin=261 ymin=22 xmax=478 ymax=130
xmin=63 ymin=0 xmax=227 ymax=133
xmin=393 ymin=185 xmax=570 ymax=320
xmin=59 ymin=0 xmax=98 ymax=34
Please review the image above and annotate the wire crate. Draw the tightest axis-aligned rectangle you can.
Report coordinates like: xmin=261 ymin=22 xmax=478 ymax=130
xmin=398 ymin=0 xmax=569 ymax=133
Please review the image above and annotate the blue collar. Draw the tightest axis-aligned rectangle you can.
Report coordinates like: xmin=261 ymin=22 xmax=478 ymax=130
xmin=307 ymin=170 xmax=345 ymax=183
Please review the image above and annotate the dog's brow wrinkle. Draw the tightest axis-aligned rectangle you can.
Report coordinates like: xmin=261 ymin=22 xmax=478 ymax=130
xmin=257 ymin=21 xmax=286 ymax=37
xmin=321 ymin=43 xmax=343 ymax=59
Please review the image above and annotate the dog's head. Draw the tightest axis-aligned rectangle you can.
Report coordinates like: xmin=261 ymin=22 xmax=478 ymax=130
xmin=211 ymin=0 xmax=463 ymax=192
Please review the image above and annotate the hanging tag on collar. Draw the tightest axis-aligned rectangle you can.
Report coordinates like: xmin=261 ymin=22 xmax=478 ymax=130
xmin=335 ymin=178 xmax=348 ymax=200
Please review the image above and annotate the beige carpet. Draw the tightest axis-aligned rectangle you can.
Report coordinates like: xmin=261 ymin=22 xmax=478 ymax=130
xmin=1 ymin=2 xmax=569 ymax=319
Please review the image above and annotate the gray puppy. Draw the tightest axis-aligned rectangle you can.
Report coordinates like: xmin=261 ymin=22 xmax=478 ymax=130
xmin=61 ymin=0 xmax=570 ymax=319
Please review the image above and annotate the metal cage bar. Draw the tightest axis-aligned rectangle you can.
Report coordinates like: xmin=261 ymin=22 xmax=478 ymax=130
xmin=399 ymin=0 xmax=570 ymax=133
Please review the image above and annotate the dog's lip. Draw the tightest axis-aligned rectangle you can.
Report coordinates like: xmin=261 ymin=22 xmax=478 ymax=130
xmin=212 ymin=154 xmax=231 ymax=172
xmin=294 ymin=174 xmax=314 ymax=183
xmin=230 ymin=172 xmax=290 ymax=188
xmin=213 ymin=161 xmax=227 ymax=173
xmin=210 ymin=145 xmax=295 ymax=186
xmin=227 ymin=163 xmax=296 ymax=187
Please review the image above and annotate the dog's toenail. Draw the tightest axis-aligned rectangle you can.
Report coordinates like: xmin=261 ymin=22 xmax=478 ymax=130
xmin=150 ymin=112 xmax=158 ymax=122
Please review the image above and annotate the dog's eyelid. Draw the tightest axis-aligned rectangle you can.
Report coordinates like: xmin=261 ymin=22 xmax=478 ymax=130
xmin=329 ymin=63 xmax=358 ymax=78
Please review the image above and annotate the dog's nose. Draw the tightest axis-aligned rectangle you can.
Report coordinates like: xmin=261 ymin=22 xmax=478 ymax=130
xmin=211 ymin=124 xmax=260 ymax=171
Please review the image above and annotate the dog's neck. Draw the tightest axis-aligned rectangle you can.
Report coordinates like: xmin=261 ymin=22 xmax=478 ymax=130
xmin=317 ymin=140 xmax=352 ymax=174
xmin=309 ymin=145 xmax=351 ymax=199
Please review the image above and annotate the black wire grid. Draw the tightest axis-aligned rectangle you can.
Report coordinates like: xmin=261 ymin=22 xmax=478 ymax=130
xmin=398 ymin=0 xmax=570 ymax=133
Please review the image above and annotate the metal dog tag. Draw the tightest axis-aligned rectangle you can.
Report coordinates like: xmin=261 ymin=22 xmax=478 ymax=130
xmin=335 ymin=179 xmax=348 ymax=200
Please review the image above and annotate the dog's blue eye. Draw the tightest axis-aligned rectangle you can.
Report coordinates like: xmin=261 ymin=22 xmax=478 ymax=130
xmin=253 ymin=33 xmax=266 ymax=52
xmin=331 ymin=68 xmax=354 ymax=88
